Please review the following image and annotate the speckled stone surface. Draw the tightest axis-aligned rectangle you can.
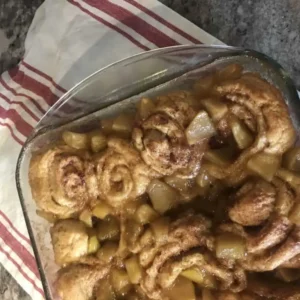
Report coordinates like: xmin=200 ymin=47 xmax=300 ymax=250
xmin=161 ymin=0 xmax=300 ymax=88
xmin=0 ymin=0 xmax=44 ymax=74
xmin=0 ymin=264 xmax=31 ymax=300
xmin=0 ymin=0 xmax=300 ymax=299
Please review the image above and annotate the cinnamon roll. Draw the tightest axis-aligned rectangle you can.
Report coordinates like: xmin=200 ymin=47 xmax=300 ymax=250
xmin=139 ymin=213 xmax=245 ymax=299
xmin=28 ymin=65 xmax=300 ymax=300
xmin=132 ymin=91 xmax=204 ymax=177
xmin=205 ymin=74 xmax=296 ymax=185
xmin=29 ymin=145 xmax=97 ymax=219
xmin=229 ymin=179 xmax=276 ymax=226
xmin=56 ymin=262 xmax=110 ymax=300
xmin=50 ymin=219 xmax=89 ymax=266
xmin=95 ymin=138 xmax=159 ymax=208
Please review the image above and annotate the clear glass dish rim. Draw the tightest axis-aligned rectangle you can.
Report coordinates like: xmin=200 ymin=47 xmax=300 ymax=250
xmin=15 ymin=44 xmax=300 ymax=300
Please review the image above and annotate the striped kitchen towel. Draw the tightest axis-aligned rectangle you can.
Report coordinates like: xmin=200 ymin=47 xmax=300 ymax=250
xmin=0 ymin=0 xmax=223 ymax=298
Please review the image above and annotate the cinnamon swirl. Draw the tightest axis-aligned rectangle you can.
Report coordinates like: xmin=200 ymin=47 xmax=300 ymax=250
xmin=29 ymin=145 xmax=98 ymax=218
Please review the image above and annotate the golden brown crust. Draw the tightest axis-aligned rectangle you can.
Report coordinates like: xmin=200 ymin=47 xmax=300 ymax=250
xmin=155 ymin=91 xmax=197 ymax=127
xmin=139 ymin=214 xmax=212 ymax=299
xmin=246 ymin=214 xmax=292 ymax=254
xmin=229 ymin=180 xmax=276 ymax=226
xmin=139 ymin=213 xmax=247 ymax=299
xmin=56 ymin=263 xmax=110 ymax=300
xmin=218 ymin=219 xmax=300 ymax=274
xmin=157 ymin=253 xmax=205 ymax=289
xmin=217 ymin=74 xmax=296 ymax=155
xmin=132 ymin=91 xmax=204 ymax=177
xmin=50 ymin=219 xmax=89 ymax=266
xmin=206 ymin=74 xmax=296 ymax=185
xmin=95 ymin=138 xmax=159 ymax=207
xmin=242 ymin=226 xmax=300 ymax=272
xmin=29 ymin=146 xmax=97 ymax=218
xmin=282 ymin=253 xmax=300 ymax=268
xmin=247 ymin=275 xmax=300 ymax=299
xmin=273 ymin=178 xmax=295 ymax=216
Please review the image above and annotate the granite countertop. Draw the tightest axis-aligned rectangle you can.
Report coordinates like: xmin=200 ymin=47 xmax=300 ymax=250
xmin=1 ymin=0 xmax=299 ymax=87
xmin=162 ymin=0 xmax=300 ymax=88
xmin=0 ymin=0 xmax=299 ymax=299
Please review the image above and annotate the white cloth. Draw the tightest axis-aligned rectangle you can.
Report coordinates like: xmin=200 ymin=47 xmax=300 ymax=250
xmin=0 ymin=0 xmax=222 ymax=298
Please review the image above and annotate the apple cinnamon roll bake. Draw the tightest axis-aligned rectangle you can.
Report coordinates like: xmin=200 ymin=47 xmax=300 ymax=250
xmin=29 ymin=64 xmax=300 ymax=300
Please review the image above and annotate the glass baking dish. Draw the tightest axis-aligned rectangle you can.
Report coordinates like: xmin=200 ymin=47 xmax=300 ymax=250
xmin=15 ymin=45 xmax=300 ymax=299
